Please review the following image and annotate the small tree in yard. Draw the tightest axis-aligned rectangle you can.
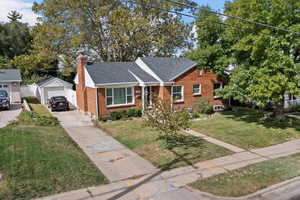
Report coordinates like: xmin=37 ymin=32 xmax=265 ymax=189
xmin=143 ymin=98 xmax=191 ymax=136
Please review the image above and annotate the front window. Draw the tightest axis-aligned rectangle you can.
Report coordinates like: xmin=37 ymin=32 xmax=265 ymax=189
xmin=193 ymin=84 xmax=201 ymax=95
xmin=106 ymin=87 xmax=133 ymax=106
xmin=172 ymin=85 xmax=184 ymax=102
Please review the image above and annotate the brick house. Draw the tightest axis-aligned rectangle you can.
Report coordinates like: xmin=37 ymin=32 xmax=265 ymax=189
xmin=75 ymin=53 xmax=223 ymax=118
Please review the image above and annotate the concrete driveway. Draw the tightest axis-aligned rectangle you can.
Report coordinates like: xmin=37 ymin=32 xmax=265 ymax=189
xmin=0 ymin=104 xmax=22 ymax=128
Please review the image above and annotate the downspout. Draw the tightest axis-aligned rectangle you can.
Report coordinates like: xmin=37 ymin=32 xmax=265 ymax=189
xmin=142 ymin=86 xmax=145 ymax=114
xmin=95 ymin=88 xmax=99 ymax=119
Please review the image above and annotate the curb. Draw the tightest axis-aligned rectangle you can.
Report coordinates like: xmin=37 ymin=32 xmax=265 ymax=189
xmin=186 ymin=176 xmax=300 ymax=200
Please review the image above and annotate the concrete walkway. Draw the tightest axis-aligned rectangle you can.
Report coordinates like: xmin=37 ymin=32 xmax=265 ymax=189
xmin=0 ymin=104 xmax=22 ymax=128
xmin=52 ymin=110 xmax=157 ymax=182
xmin=41 ymin=110 xmax=300 ymax=200
xmin=185 ymin=129 xmax=246 ymax=153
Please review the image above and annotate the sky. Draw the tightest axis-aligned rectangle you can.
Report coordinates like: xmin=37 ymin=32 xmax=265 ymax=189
xmin=0 ymin=0 xmax=227 ymax=26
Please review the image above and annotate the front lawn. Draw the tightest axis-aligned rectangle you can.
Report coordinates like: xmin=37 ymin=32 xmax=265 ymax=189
xmin=99 ymin=119 xmax=232 ymax=169
xmin=191 ymin=153 xmax=300 ymax=197
xmin=191 ymin=107 xmax=300 ymax=149
xmin=0 ymin=101 xmax=107 ymax=199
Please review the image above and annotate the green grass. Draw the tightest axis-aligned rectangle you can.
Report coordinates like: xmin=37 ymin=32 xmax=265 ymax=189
xmin=23 ymin=97 xmax=51 ymax=117
xmin=292 ymin=112 xmax=300 ymax=116
xmin=191 ymin=153 xmax=300 ymax=197
xmin=191 ymin=107 xmax=300 ymax=149
xmin=0 ymin=102 xmax=107 ymax=199
xmin=99 ymin=119 xmax=232 ymax=169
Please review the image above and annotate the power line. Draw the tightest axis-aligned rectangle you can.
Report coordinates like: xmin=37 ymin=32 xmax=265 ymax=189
xmin=164 ymin=0 xmax=300 ymax=36
xmin=127 ymin=0 xmax=283 ymax=38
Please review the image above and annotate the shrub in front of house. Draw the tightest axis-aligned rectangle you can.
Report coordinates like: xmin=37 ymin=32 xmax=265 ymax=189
xmin=109 ymin=108 xmax=142 ymax=121
xmin=193 ymin=97 xmax=214 ymax=114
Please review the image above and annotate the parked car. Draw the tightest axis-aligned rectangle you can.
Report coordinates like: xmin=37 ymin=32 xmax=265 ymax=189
xmin=48 ymin=96 xmax=70 ymax=111
xmin=0 ymin=90 xmax=10 ymax=110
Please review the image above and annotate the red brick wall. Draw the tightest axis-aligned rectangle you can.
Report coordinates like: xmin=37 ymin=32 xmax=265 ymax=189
xmin=158 ymin=86 xmax=171 ymax=101
xmin=86 ymin=87 xmax=97 ymax=116
xmin=76 ymin=54 xmax=88 ymax=112
xmin=98 ymin=86 xmax=142 ymax=116
xmin=172 ymin=67 xmax=223 ymax=109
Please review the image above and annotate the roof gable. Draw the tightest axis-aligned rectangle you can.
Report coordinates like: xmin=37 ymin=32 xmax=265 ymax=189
xmin=85 ymin=62 xmax=159 ymax=85
xmin=139 ymin=57 xmax=197 ymax=82
xmin=36 ymin=76 xmax=72 ymax=88
xmin=0 ymin=69 xmax=21 ymax=82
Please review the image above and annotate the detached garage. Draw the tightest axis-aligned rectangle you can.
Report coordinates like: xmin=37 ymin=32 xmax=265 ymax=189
xmin=35 ymin=76 xmax=73 ymax=105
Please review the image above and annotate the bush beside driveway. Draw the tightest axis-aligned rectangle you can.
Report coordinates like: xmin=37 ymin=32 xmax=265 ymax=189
xmin=0 ymin=99 xmax=107 ymax=200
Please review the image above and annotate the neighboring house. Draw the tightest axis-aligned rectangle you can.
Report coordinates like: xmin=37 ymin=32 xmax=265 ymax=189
xmin=34 ymin=76 xmax=74 ymax=105
xmin=75 ymin=54 xmax=224 ymax=118
xmin=0 ymin=69 xmax=21 ymax=103
xmin=284 ymin=93 xmax=300 ymax=109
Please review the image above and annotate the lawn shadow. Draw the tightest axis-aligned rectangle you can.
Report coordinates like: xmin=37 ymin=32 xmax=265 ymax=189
xmin=156 ymin=133 xmax=208 ymax=170
xmin=220 ymin=108 xmax=300 ymax=131
xmin=158 ymin=134 xmax=206 ymax=150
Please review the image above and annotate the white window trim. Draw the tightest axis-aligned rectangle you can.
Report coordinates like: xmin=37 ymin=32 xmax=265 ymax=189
xmin=172 ymin=85 xmax=184 ymax=102
xmin=214 ymin=82 xmax=223 ymax=99
xmin=193 ymin=84 xmax=201 ymax=95
xmin=105 ymin=87 xmax=135 ymax=107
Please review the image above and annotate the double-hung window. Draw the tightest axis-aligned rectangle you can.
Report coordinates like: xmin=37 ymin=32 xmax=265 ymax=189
xmin=193 ymin=84 xmax=201 ymax=95
xmin=172 ymin=85 xmax=184 ymax=102
xmin=106 ymin=87 xmax=134 ymax=106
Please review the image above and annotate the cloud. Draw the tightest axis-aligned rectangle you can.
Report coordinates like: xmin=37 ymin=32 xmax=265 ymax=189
xmin=0 ymin=0 xmax=38 ymax=26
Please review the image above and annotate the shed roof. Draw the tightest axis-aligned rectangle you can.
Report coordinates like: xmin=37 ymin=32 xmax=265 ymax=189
xmin=36 ymin=76 xmax=72 ymax=87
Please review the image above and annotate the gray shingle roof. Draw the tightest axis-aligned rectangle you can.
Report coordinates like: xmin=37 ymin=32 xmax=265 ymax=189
xmin=36 ymin=76 xmax=55 ymax=86
xmin=86 ymin=62 xmax=159 ymax=85
xmin=0 ymin=69 xmax=21 ymax=82
xmin=140 ymin=57 xmax=197 ymax=82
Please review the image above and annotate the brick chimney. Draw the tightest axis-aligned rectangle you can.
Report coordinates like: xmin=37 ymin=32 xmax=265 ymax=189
xmin=76 ymin=52 xmax=88 ymax=112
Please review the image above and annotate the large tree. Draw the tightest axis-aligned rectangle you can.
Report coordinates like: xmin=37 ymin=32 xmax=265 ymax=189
xmin=32 ymin=0 xmax=196 ymax=63
xmin=186 ymin=6 xmax=234 ymax=80
xmin=190 ymin=0 xmax=300 ymax=116
xmin=223 ymin=0 xmax=300 ymax=116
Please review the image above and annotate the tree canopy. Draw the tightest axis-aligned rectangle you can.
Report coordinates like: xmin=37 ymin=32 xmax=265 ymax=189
xmin=0 ymin=11 xmax=32 ymax=60
xmin=32 ymin=0 xmax=196 ymax=63
xmin=189 ymin=0 xmax=300 ymax=115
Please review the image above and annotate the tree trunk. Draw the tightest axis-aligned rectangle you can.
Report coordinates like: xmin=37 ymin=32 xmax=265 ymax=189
xmin=273 ymin=97 xmax=285 ymax=118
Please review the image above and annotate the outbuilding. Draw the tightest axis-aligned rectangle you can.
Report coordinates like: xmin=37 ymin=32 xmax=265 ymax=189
xmin=0 ymin=69 xmax=22 ymax=103
xmin=35 ymin=76 xmax=73 ymax=105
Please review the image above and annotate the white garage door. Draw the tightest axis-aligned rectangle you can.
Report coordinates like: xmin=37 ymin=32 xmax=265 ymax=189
xmin=44 ymin=87 xmax=65 ymax=104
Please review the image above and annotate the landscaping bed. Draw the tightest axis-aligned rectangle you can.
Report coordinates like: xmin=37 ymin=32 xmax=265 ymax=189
xmin=0 ymin=98 xmax=107 ymax=200
xmin=99 ymin=119 xmax=232 ymax=169
xmin=191 ymin=107 xmax=300 ymax=149
xmin=191 ymin=153 xmax=300 ymax=197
